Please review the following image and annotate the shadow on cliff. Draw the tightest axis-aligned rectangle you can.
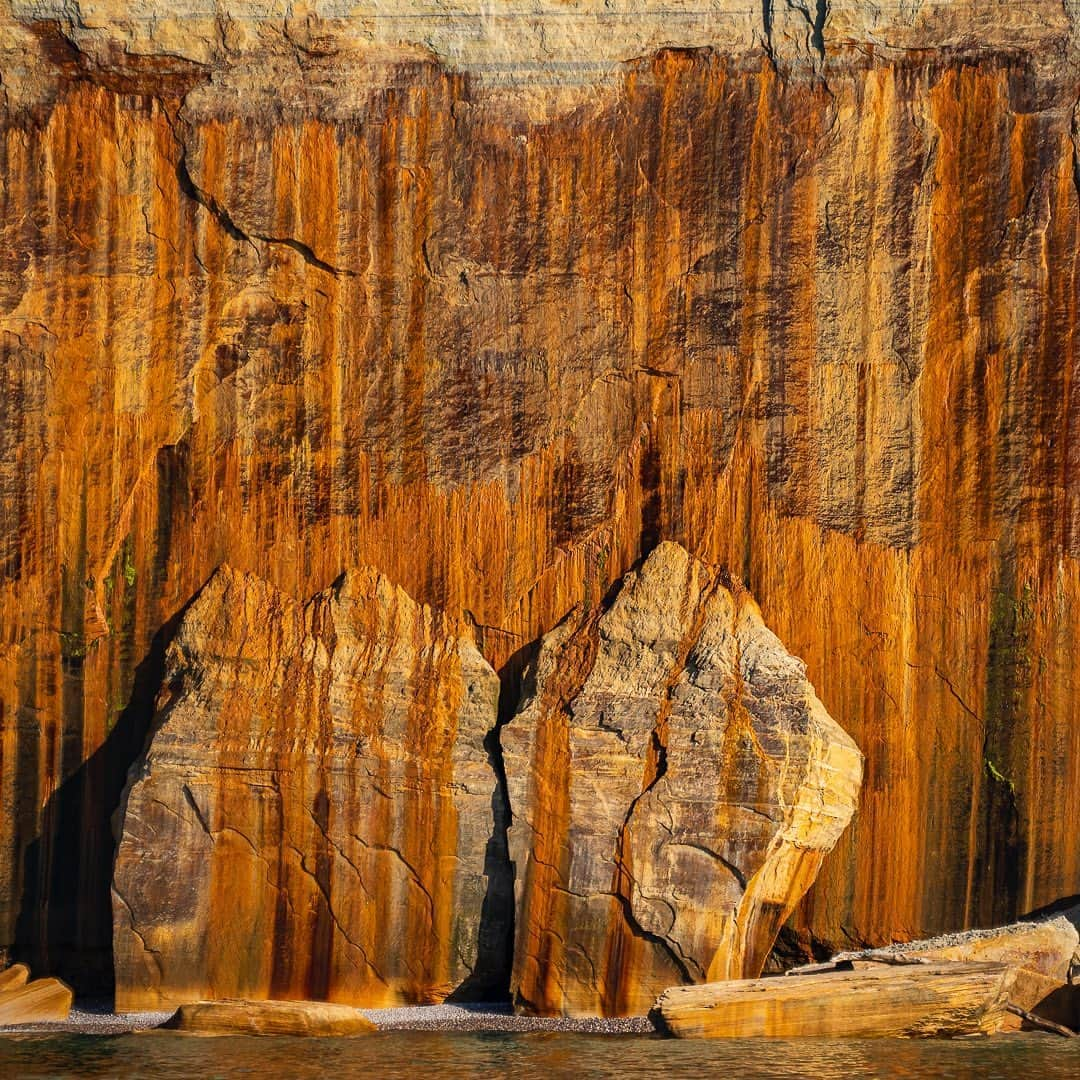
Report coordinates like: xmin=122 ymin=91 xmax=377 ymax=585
xmin=1021 ymin=894 xmax=1080 ymax=934
xmin=447 ymin=637 xmax=539 ymax=1003
xmin=448 ymin=561 xmax=638 ymax=1002
xmin=12 ymin=597 xmax=198 ymax=999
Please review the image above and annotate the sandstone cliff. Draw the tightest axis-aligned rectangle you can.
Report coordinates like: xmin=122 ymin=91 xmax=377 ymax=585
xmin=112 ymin=565 xmax=502 ymax=1010
xmin=115 ymin=547 xmax=858 ymax=1015
xmin=0 ymin=1 xmax=1078 ymax=992
xmin=505 ymin=543 xmax=862 ymax=1015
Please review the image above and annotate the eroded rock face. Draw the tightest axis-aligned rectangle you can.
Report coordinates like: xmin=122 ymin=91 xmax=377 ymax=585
xmin=112 ymin=566 xmax=502 ymax=1011
xmin=504 ymin=543 xmax=863 ymax=1016
xmin=2 ymin=1 xmax=1080 ymax=991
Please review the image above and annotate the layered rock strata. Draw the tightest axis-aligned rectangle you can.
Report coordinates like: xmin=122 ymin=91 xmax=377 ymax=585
xmin=111 ymin=566 xmax=502 ymax=1011
xmin=0 ymin=967 xmax=72 ymax=1024
xmin=834 ymin=915 xmax=1080 ymax=1026
xmin=162 ymin=999 xmax=377 ymax=1037
xmin=504 ymin=543 xmax=863 ymax=1015
xmin=0 ymin=1 xmax=1079 ymax=990
xmin=654 ymin=962 xmax=1018 ymax=1039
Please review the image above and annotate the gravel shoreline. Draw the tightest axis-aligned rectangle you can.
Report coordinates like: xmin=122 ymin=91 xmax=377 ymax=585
xmin=0 ymin=1001 xmax=657 ymax=1037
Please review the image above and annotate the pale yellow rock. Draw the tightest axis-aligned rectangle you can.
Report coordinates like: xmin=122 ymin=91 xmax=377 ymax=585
xmin=833 ymin=916 xmax=1080 ymax=1029
xmin=162 ymin=999 xmax=376 ymax=1036
xmin=505 ymin=542 xmax=863 ymax=1016
xmin=2 ymin=2 xmax=1075 ymax=116
xmin=113 ymin=565 xmax=503 ymax=1011
xmin=0 ymin=977 xmax=73 ymax=1025
xmin=654 ymin=962 xmax=1018 ymax=1039
xmin=0 ymin=963 xmax=28 ymax=992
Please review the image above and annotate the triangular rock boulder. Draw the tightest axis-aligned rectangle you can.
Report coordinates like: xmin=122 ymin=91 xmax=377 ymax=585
xmin=503 ymin=542 xmax=863 ymax=1015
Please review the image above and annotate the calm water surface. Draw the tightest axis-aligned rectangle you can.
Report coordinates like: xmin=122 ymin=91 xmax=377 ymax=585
xmin=1 ymin=1031 xmax=1078 ymax=1079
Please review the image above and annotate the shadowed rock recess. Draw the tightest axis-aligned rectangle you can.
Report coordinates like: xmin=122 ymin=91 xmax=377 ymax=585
xmin=113 ymin=547 xmax=860 ymax=1015
xmin=1 ymin=1 xmax=1080 ymax=998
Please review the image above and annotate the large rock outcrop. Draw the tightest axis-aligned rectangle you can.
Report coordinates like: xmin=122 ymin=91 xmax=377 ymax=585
xmin=112 ymin=565 xmax=502 ymax=1011
xmin=504 ymin=543 xmax=863 ymax=1015
xmin=1 ymin=2 xmax=1079 ymax=991
xmin=654 ymin=962 xmax=1018 ymax=1039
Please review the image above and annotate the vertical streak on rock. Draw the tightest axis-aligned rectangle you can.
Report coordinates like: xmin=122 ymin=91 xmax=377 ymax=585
xmin=512 ymin=613 xmax=600 ymax=1013
xmin=0 ymin=24 xmax=1078 ymax=989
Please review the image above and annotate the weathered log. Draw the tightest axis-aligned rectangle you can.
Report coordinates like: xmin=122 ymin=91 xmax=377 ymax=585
xmin=654 ymin=962 xmax=1017 ymax=1038
xmin=1006 ymin=1003 xmax=1078 ymax=1038
xmin=161 ymin=1000 xmax=376 ymax=1037
xmin=0 ymin=977 xmax=73 ymax=1025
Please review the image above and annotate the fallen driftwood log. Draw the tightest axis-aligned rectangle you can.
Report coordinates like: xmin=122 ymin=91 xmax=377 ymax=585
xmin=1005 ymin=1003 xmax=1078 ymax=1038
xmin=161 ymin=999 xmax=377 ymax=1037
xmin=653 ymin=961 xmax=1016 ymax=1038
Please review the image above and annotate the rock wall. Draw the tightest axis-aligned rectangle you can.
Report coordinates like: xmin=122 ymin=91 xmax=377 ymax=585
xmin=505 ymin=542 xmax=862 ymax=1015
xmin=112 ymin=565 xmax=502 ymax=1010
xmin=0 ymin=2 xmax=1078 ymax=989
xmin=113 ymin=546 xmax=860 ymax=1014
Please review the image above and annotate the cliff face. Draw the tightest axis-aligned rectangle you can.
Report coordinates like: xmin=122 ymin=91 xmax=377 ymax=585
xmin=0 ymin=1 xmax=1079 ymax=992
xmin=112 ymin=565 xmax=502 ymax=1011
xmin=505 ymin=542 xmax=862 ymax=1015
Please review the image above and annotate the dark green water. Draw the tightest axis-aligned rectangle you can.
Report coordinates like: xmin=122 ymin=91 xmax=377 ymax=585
xmin=1 ymin=1032 xmax=1078 ymax=1079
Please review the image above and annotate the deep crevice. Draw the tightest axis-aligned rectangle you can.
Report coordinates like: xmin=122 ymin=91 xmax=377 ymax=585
xmin=762 ymin=0 xmax=777 ymax=66
xmin=169 ymin=114 xmax=356 ymax=278
xmin=447 ymin=639 xmax=536 ymax=1003
xmin=810 ymin=0 xmax=829 ymax=61
xmin=174 ymin=153 xmax=252 ymax=247
xmin=256 ymin=234 xmax=356 ymax=278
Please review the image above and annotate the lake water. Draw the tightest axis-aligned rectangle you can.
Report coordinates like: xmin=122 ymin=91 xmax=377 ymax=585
xmin=1 ymin=1032 xmax=1078 ymax=1079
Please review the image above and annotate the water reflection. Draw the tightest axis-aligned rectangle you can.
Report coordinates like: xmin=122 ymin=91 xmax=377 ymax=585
xmin=0 ymin=1031 xmax=1078 ymax=1079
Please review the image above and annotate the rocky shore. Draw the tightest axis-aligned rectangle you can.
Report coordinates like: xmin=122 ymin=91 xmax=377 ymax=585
xmin=0 ymin=1002 xmax=654 ymax=1037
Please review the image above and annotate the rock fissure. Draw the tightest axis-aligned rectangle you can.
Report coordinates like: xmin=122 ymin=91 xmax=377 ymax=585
xmin=180 ymin=784 xmax=212 ymax=837
xmin=165 ymin=110 xmax=356 ymax=279
xmin=284 ymin=843 xmax=389 ymax=985
xmin=349 ymin=835 xmax=437 ymax=924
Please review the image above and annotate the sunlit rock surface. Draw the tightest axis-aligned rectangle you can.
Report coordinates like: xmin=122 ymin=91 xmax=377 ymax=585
xmin=504 ymin=543 xmax=862 ymax=1015
xmin=0 ymin=1 xmax=1078 ymax=992
xmin=112 ymin=565 xmax=502 ymax=1010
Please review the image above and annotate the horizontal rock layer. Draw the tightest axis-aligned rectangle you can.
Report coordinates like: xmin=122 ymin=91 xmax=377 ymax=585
xmin=162 ymin=999 xmax=377 ymax=1037
xmin=0 ymin=2 xmax=1078 ymax=990
xmin=0 ymin=969 xmax=73 ymax=1025
xmin=112 ymin=566 xmax=502 ymax=1010
xmin=505 ymin=542 xmax=862 ymax=1015
xmin=654 ymin=961 xmax=1018 ymax=1039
